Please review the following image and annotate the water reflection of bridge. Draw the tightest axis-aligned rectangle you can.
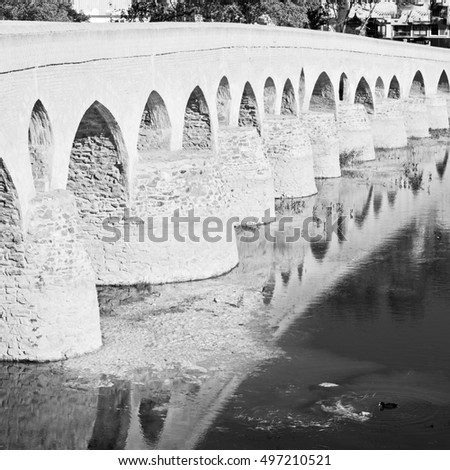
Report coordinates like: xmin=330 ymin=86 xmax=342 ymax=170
xmin=1 ymin=144 xmax=449 ymax=450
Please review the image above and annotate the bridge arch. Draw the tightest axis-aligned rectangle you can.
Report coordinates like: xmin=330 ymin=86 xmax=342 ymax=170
xmin=438 ymin=70 xmax=449 ymax=94
xmin=67 ymin=100 xmax=129 ymax=236
xmin=216 ymin=77 xmax=231 ymax=127
xmin=298 ymin=69 xmax=306 ymax=111
xmin=182 ymin=86 xmax=212 ymax=150
xmin=354 ymin=77 xmax=374 ymax=114
xmin=375 ymin=77 xmax=385 ymax=100
xmin=281 ymin=78 xmax=297 ymax=116
xmin=388 ymin=75 xmax=401 ymax=99
xmin=137 ymin=91 xmax=171 ymax=153
xmin=309 ymin=72 xmax=336 ymax=113
xmin=339 ymin=73 xmax=350 ymax=102
xmin=409 ymin=71 xmax=425 ymax=98
xmin=263 ymin=77 xmax=277 ymax=115
xmin=238 ymin=82 xmax=261 ymax=132
xmin=28 ymin=100 xmax=53 ymax=193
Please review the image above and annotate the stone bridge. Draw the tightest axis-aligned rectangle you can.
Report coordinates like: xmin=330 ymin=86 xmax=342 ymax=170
xmin=1 ymin=22 xmax=450 ymax=361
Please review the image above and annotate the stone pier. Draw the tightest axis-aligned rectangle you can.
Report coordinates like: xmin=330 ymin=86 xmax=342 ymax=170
xmin=302 ymin=113 xmax=341 ymax=178
xmin=426 ymin=96 xmax=449 ymax=130
xmin=218 ymin=127 xmax=275 ymax=221
xmin=371 ymin=100 xmax=408 ymax=149
xmin=0 ymin=187 xmax=101 ymax=362
xmin=337 ymin=103 xmax=376 ymax=161
xmin=85 ymin=150 xmax=239 ymax=286
xmin=262 ymin=115 xmax=317 ymax=197
xmin=404 ymin=99 xmax=430 ymax=138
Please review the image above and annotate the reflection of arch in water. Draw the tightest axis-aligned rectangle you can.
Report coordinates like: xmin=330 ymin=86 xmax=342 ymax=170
xmin=281 ymin=270 xmax=291 ymax=286
xmin=387 ymin=190 xmax=397 ymax=207
xmin=337 ymin=214 xmax=346 ymax=243
xmin=310 ymin=239 xmax=330 ymax=262
xmin=373 ymin=191 xmax=383 ymax=216
xmin=297 ymin=263 xmax=304 ymax=282
xmin=139 ymin=398 xmax=167 ymax=447
xmin=88 ymin=383 xmax=131 ymax=450
xmin=436 ymin=150 xmax=449 ymax=179
xmin=354 ymin=185 xmax=374 ymax=228
xmin=262 ymin=271 xmax=276 ymax=306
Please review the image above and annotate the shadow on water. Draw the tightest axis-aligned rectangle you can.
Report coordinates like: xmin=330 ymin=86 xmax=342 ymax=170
xmin=3 ymin=139 xmax=450 ymax=450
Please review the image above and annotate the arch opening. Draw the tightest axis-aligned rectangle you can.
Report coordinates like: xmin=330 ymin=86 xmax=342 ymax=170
xmin=216 ymin=77 xmax=231 ymax=127
xmin=388 ymin=76 xmax=401 ymax=99
xmin=28 ymin=100 xmax=53 ymax=192
xmin=338 ymin=73 xmax=350 ymax=102
xmin=263 ymin=77 xmax=276 ymax=115
xmin=281 ymin=79 xmax=297 ymax=116
xmin=409 ymin=71 xmax=425 ymax=98
xmin=354 ymin=77 xmax=374 ymax=114
xmin=137 ymin=91 xmax=171 ymax=154
xmin=0 ymin=158 xmax=24 ymax=274
xmin=375 ymin=77 xmax=385 ymax=100
xmin=298 ymin=69 xmax=306 ymax=112
xmin=182 ymin=86 xmax=212 ymax=150
xmin=309 ymin=72 xmax=335 ymax=113
xmin=67 ymin=101 xmax=128 ymax=238
xmin=238 ymin=82 xmax=260 ymax=132
xmin=438 ymin=71 xmax=450 ymax=94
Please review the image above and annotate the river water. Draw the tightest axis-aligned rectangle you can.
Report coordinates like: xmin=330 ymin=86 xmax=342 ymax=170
xmin=1 ymin=139 xmax=450 ymax=449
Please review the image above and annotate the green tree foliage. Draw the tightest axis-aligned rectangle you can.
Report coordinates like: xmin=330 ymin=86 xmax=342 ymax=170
xmin=125 ymin=0 xmax=325 ymax=29
xmin=0 ymin=0 xmax=89 ymax=22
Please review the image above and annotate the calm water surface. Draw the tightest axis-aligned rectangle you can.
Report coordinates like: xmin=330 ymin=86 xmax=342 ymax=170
xmin=1 ymin=141 xmax=450 ymax=449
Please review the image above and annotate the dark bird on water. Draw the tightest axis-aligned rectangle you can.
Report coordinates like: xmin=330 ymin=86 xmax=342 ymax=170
xmin=379 ymin=401 xmax=398 ymax=410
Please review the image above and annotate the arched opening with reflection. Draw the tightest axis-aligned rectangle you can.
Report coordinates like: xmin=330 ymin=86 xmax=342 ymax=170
xmin=238 ymin=82 xmax=260 ymax=132
xmin=182 ymin=86 xmax=212 ymax=150
xmin=67 ymin=101 xmax=128 ymax=235
xmin=263 ymin=77 xmax=277 ymax=115
xmin=137 ymin=91 xmax=171 ymax=153
xmin=339 ymin=73 xmax=350 ymax=102
xmin=28 ymin=100 xmax=53 ymax=192
xmin=298 ymin=69 xmax=306 ymax=111
xmin=354 ymin=77 xmax=374 ymax=114
xmin=375 ymin=77 xmax=385 ymax=100
xmin=281 ymin=79 xmax=297 ymax=116
xmin=388 ymin=76 xmax=401 ymax=99
xmin=409 ymin=71 xmax=425 ymax=98
xmin=216 ymin=76 xmax=231 ymax=127
xmin=309 ymin=72 xmax=335 ymax=113
xmin=438 ymin=70 xmax=449 ymax=95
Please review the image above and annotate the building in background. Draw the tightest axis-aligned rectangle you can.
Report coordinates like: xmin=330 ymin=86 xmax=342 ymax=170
xmin=72 ymin=0 xmax=131 ymax=22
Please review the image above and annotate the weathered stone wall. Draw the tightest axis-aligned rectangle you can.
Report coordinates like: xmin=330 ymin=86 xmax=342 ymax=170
xmin=182 ymin=88 xmax=212 ymax=150
xmin=262 ymin=115 xmax=317 ymax=197
xmin=0 ymin=177 xmax=101 ymax=360
xmin=371 ymin=99 xmax=408 ymax=149
xmin=302 ymin=113 xmax=341 ymax=178
xmin=426 ymin=96 xmax=449 ymax=130
xmin=86 ymin=149 xmax=239 ymax=285
xmin=218 ymin=126 xmax=275 ymax=220
xmin=0 ymin=364 xmax=98 ymax=449
xmin=403 ymin=99 xmax=430 ymax=138
xmin=337 ymin=103 xmax=375 ymax=162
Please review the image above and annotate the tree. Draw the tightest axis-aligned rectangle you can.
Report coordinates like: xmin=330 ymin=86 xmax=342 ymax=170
xmin=0 ymin=0 xmax=89 ymax=22
xmin=125 ymin=0 xmax=325 ymax=28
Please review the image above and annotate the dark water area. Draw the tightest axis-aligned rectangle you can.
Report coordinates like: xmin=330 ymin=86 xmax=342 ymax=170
xmin=1 ymin=140 xmax=450 ymax=449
